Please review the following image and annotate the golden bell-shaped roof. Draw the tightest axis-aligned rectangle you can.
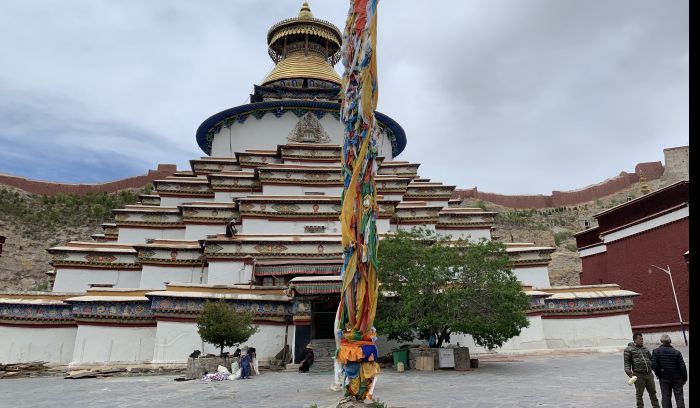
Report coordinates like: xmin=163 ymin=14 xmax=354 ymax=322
xmin=262 ymin=51 xmax=341 ymax=85
xmin=262 ymin=2 xmax=342 ymax=87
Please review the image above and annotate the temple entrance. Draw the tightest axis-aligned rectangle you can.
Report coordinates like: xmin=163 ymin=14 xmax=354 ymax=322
xmin=311 ymin=299 xmax=337 ymax=339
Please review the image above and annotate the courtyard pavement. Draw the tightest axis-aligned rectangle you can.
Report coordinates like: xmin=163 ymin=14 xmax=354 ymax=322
xmin=0 ymin=346 xmax=689 ymax=408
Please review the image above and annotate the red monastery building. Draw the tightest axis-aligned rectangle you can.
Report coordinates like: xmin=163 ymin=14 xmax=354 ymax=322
xmin=575 ymin=180 xmax=689 ymax=339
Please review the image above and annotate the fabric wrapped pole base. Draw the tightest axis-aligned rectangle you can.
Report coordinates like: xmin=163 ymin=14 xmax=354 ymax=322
xmin=336 ymin=333 xmax=380 ymax=400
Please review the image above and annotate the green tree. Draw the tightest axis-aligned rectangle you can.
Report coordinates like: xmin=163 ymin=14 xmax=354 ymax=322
xmin=197 ymin=300 xmax=258 ymax=356
xmin=376 ymin=228 xmax=530 ymax=350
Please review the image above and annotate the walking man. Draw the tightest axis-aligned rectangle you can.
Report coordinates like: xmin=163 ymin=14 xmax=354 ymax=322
xmin=624 ymin=333 xmax=660 ymax=408
xmin=652 ymin=334 xmax=687 ymax=408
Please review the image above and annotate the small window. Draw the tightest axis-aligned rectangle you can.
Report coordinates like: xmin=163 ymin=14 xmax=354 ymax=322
xmin=305 ymin=191 xmax=325 ymax=195
xmin=262 ymin=277 xmax=274 ymax=286
xmin=305 ymin=225 xmax=326 ymax=233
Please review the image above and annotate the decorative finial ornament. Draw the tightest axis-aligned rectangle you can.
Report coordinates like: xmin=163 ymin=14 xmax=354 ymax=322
xmin=640 ymin=176 xmax=651 ymax=195
xmin=299 ymin=1 xmax=313 ymax=19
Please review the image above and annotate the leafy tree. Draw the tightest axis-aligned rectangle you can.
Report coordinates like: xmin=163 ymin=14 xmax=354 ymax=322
xmin=376 ymin=228 xmax=530 ymax=350
xmin=197 ymin=300 xmax=258 ymax=356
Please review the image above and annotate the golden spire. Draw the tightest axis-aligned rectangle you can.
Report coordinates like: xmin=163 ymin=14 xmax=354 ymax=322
xmin=299 ymin=1 xmax=313 ymax=19
xmin=640 ymin=176 xmax=651 ymax=195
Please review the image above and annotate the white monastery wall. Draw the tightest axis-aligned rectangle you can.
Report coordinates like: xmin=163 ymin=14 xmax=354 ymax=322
xmin=214 ymin=191 xmax=258 ymax=202
xmin=210 ymin=114 xmax=394 ymax=159
xmin=71 ymin=325 xmax=156 ymax=365
xmin=207 ymin=261 xmax=252 ymax=285
xmin=53 ymin=268 xmax=141 ymax=293
xmin=152 ymin=320 xmax=290 ymax=363
xmin=185 ymin=224 xmax=226 ymax=241
xmin=139 ymin=265 xmax=205 ymax=289
xmin=435 ymin=228 xmax=491 ymax=242
xmin=397 ymin=224 xmax=435 ymax=233
xmin=542 ymin=314 xmax=633 ymax=349
xmin=450 ymin=315 xmax=548 ymax=353
xmin=262 ymin=184 xmax=342 ymax=196
xmin=0 ymin=326 xmax=76 ymax=364
xmin=241 ymin=218 xmax=341 ymax=235
xmin=375 ymin=315 xmax=547 ymax=354
xmin=117 ymin=227 xmax=185 ymax=244
xmin=512 ymin=266 xmax=551 ymax=288
xmin=159 ymin=197 xmax=214 ymax=207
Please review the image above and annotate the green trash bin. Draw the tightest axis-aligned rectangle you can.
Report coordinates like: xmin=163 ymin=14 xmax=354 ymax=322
xmin=392 ymin=349 xmax=409 ymax=369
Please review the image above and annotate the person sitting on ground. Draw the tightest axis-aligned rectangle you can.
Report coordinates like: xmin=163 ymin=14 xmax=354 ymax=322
xmin=651 ymin=334 xmax=687 ymax=408
xmin=298 ymin=344 xmax=315 ymax=373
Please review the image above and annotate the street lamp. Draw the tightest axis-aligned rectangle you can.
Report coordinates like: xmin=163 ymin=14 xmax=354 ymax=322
xmin=648 ymin=265 xmax=688 ymax=346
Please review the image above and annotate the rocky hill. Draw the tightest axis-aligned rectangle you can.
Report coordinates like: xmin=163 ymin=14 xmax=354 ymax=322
xmin=0 ymin=186 xmax=147 ymax=291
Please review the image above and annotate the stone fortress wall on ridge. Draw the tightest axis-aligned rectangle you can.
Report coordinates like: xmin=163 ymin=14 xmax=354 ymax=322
xmin=0 ymin=164 xmax=177 ymax=196
xmin=1 ymin=148 xmax=686 ymax=210
xmin=454 ymin=146 xmax=687 ymax=209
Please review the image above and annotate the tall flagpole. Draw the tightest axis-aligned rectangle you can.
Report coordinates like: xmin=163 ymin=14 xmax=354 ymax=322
xmin=335 ymin=0 xmax=381 ymax=401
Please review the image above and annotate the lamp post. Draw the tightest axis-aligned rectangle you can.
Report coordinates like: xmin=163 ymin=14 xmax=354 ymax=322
xmin=648 ymin=264 xmax=688 ymax=346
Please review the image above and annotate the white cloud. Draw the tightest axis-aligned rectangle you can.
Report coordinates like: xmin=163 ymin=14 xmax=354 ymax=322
xmin=0 ymin=0 xmax=689 ymax=194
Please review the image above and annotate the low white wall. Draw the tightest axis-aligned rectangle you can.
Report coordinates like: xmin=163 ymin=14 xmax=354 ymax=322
xmin=152 ymin=320 xmax=291 ymax=363
xmin=0 ymin=325 xmax=76 ymax=364
xmin=542 ymin=314 xmax=633 ymax=349
xmin=512 ymin=266 xmax=551 ymax=288
xmin=241 ymin=218 xmax=341 ymax=235
xmin=117 ymin=227 xmax=185 ymax=244
xmin=139 ymin=265 xmax=205 ymax=289
xmin=207 ymin=260 xmax=251 ymax=285
xmin=185 ymin=224 xmax=226 ymax=241
xmin=635 ymin=330 xmax=690 ymax=347
xmin=375 ymin=315 xmax=547 ymax=355
xmin=71 ymin=325 xmax=156 ymax=365
xmin=53 ymin=268 xmax=141 ymax=293
xmin=450 ymin=315 xmax=548 ymax=353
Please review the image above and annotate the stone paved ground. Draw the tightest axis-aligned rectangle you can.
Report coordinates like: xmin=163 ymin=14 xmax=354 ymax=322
xmin=0 ymin=347 xmax=689 ymax=408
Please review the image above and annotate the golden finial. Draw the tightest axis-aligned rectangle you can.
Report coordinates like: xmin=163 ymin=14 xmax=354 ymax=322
xmin=640 ymin=176 xmax=651 ymax=195
xmin=299 ymin=1 xmax=313 ymax=19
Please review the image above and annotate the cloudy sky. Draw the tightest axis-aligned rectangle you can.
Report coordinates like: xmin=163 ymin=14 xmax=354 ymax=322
xmin=0 ymin=0 xmax=688 ymax=194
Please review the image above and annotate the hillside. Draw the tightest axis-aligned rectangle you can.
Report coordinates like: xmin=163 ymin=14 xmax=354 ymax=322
xmin=0 ymin=186 xmax=147 ymax=291
xmin=461 ymin=177 xmax=666 ymax=286
xmin=0 ymin=175 xmax=676 ymax=291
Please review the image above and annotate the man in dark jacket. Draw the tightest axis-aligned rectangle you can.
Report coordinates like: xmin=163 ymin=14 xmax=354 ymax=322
xmin=651 ymin=334 xmax=687 ymax=408
xmin=624 ymin=333 xmax=660 ymax=408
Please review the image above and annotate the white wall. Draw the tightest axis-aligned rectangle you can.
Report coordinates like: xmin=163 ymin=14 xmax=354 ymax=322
xmin=0 ymin=326 xmax=76 ymax=364
xmin=117 ymin=227 xmax=185 ymax=244
xmin=262 ymin=184 xmax=342 ymax=196
xmin=152 ymin=320 xmax=291 ymax=363
xmin=241 ymin=218 xmax=341 ymax=235
xmin=375 ymin=315 xmax=548 ymax=355
xmin=53 ymin=268 xmax=142 ymax=293
xmin=512 ymin=266 xmax=551 ymax=288
xmin=542 ymin=314 xmax=633 ymax=349
xmin=160 ymin=197 xmax=213 ymax=207
xmin=214 ymin=191 xmax=256 ymax=202
xmin=71 ymin=325 xmax=156 ymax=365
xmin=207 ymin=260 xmax=251 ymax=285
xmin=185 ymin=224 xmax=226 ymax=240
xmin=139 ymin=265 xmax=205 ymax=289
xmin=210 ymin=114 xmax=394 ymax=159
xmin=449 ymin=315 xmax=548 ymax=353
